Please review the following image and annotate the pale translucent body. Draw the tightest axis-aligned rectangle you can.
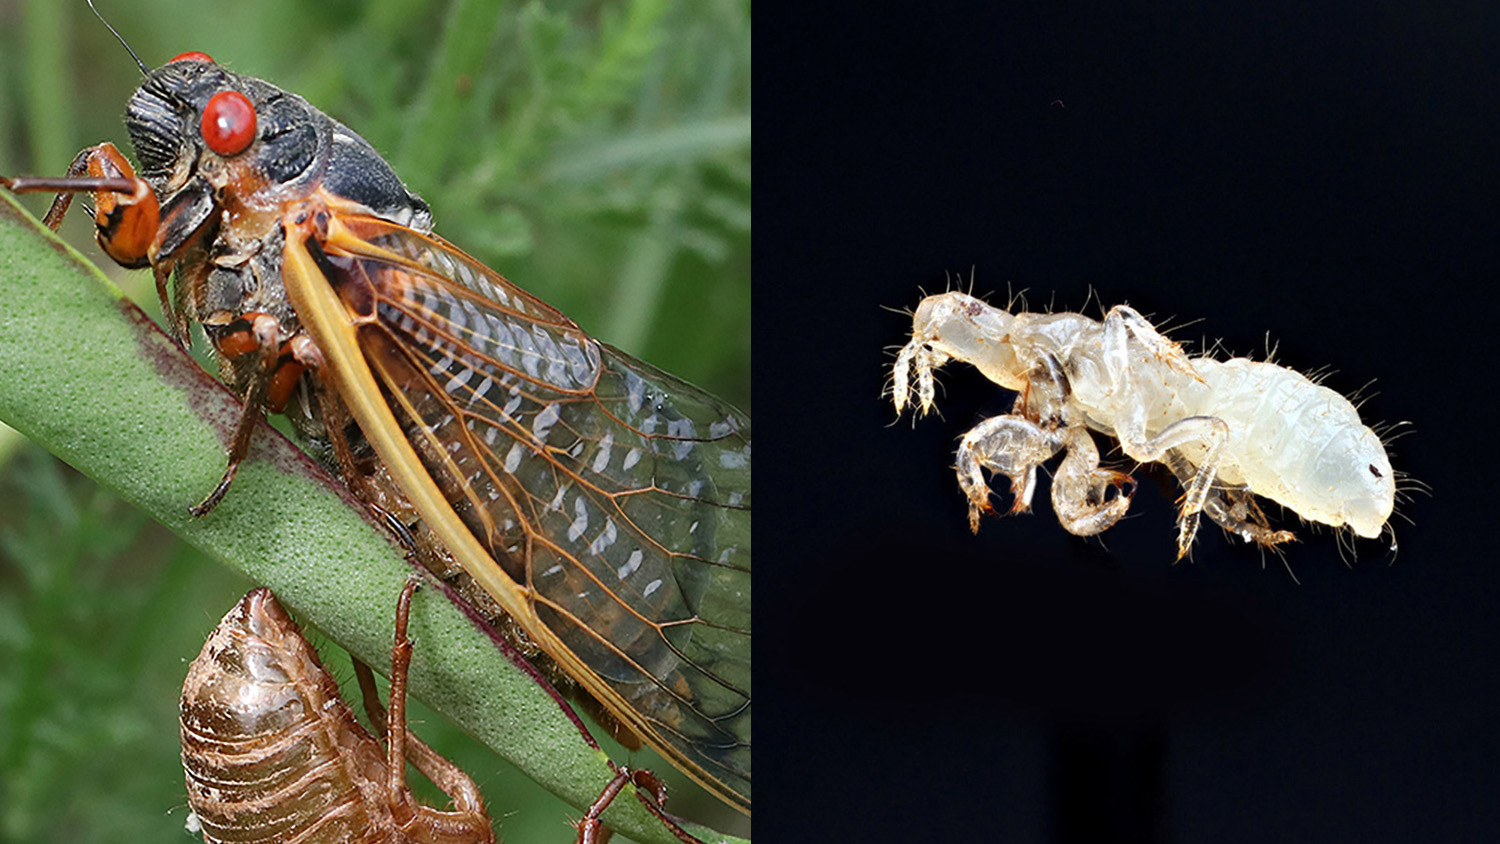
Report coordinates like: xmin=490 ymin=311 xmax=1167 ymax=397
xmin=891 ymin=292 xmax=1395 ymax=555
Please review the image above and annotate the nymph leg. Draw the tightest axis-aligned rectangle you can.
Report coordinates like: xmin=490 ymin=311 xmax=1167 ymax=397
xmin=955 ymin=415 xmax=1065 ymax=532
xmin=1050 ymin=426 xmax=1136 ymax=537
xmin=1100 ymin=307 xmax=1230 ymax=554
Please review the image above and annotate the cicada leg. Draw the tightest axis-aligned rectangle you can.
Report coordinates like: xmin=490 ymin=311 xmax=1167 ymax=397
xmin=574 ymin=766 xmax=705 ymax=844
xmin=1051 ymin=425 xmax=1136 ymax=537
xmin=1160 ymin=451 xmax=1296 ymax=550
xmin=955 ymin=413 xmax=1066 ymax=530
xmin=351 ymin=576 xmax=494 ymax=843
xmin=4 ymin=143 xmax=158 ymax=263
xmin=1206 ymin=488 xmax=1298 ymax=548
xmin=189 ymin=317 xmax=320 ymax=516
xmin=1 ymin=144 xmax=193 ymax=343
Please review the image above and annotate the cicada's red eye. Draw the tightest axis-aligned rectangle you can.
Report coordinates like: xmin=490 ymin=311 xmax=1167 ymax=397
xmin=201 ymin=90 xmax=257 ymax=157
xmin=170 ymin=51 xmax=215 ymax=64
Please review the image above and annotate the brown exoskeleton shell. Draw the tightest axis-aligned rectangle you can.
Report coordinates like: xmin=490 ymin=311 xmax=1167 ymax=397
xmin=180 ymin=582 xmax=493 ymax=844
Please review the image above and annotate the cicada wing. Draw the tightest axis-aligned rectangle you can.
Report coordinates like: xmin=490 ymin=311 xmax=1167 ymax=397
xmin=292 ymin=208 xmax=751 ymax=812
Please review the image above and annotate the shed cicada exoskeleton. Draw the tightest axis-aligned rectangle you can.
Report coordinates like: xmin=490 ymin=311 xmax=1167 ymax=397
xmin=6 ymin=42 xmax=749 ymax=818
xmin=182 ymin=580 xmax=498 ymax=844
xmin=184 ymin=578 xmax=704 ymax=844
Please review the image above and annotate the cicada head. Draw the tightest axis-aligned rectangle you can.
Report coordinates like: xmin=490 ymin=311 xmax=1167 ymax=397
xmin=125 ymin=54 xmax=430 ymax=230
xmin=127 ymin=57 xmax=311 ymax=197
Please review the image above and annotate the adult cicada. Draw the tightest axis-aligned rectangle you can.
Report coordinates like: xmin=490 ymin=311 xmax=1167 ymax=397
xmin=5 ymin=33 xmax=750 ymax=819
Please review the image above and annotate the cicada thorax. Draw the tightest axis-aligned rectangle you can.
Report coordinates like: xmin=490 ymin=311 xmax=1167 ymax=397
xmin=120 ymin=58 xmax=421 ymax=396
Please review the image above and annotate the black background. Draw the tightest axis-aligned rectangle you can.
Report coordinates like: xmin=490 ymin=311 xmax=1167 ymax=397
xmin=756 ymin=3 xmax=1498 ymax=842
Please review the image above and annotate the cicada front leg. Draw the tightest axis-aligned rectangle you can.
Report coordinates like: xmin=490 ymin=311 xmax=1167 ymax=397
xmin=6 ymin=143 xmax=157 ymax=262
xmin=1 ymin=143 xmax=192 ymax=343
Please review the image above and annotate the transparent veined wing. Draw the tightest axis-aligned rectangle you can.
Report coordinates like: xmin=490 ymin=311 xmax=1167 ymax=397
xmin=286 ymin=205 xmax=751 ymax=812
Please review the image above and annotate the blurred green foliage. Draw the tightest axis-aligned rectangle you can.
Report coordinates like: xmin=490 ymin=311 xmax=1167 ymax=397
xmin=0 ymin=0 xmax=749 ymax=841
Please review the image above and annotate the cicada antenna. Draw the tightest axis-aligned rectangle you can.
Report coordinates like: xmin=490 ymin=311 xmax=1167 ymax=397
xmin=87 ymin=0 xmax=150 ymax=76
